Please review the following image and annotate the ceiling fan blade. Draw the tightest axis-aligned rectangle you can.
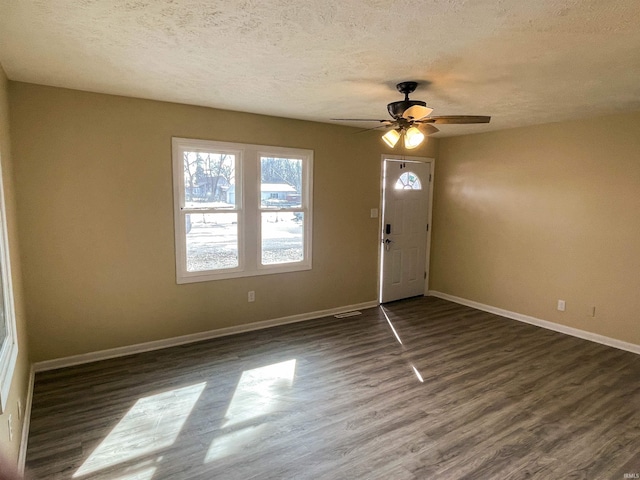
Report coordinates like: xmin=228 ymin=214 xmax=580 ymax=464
xmin=354 ymin=124 xmax=395 ymax=134
xmin=420 ymin=124 xmax=440 ymax=135
xmin=402 ymin=105 xmax=433 ymax=121
xmin=428 ymin=115 xmax=491 ymax=124
xmin=331 ymin=118 xmax=391 ymax=123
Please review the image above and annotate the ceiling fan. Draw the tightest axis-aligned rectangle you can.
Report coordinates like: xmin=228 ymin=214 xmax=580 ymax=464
xmin=332 ymin=81 xmax=491 ymax=149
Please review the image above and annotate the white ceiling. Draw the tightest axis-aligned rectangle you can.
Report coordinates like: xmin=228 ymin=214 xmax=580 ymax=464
xmin=1 ymin=0 xmax=639 ymax=137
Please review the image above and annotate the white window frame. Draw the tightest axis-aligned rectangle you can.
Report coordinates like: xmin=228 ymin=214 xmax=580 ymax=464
xmin=0 ymin=154 xmax=18 ymax=413
xmin=172 ymin=138 xmax=313 ymax=283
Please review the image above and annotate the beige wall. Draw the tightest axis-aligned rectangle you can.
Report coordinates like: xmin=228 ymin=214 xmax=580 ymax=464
xmin=9 ymin=82 xmax=437 ymax=362
xmin=431 ymin=112 xmax=640 ymax=346
xmin=0 ymin=68 xmax=30 ymax=462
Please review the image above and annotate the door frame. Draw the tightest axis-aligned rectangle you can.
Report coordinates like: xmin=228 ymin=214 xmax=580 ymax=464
xmin=378 ymin=155 xmax=435 ymax=303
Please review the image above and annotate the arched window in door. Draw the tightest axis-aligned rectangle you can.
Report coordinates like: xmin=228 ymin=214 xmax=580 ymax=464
xmin=395 ymin=171 xmax=422 ymax=190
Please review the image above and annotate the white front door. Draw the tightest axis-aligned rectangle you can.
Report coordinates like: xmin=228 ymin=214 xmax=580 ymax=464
xmin=380 ymin=159 xmax=431 ymax=303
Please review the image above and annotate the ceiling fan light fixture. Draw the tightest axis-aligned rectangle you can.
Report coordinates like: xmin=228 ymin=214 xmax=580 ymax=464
xmin=402 ymin=105 xmax=433 ymax=121
xmin=404 ymin=126 xmax=425 ymax=149
xmin=382 ymin=129 xmax=401 ymax=148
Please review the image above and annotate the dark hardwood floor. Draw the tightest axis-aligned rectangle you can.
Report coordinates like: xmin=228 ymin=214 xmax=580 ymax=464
xmin=25 ymin=297 xmax=640 ymax=479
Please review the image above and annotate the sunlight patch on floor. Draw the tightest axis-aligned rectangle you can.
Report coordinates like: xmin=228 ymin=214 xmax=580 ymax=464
xmin=380 ymin=306 xmax=403 ymax=345
xmin=205 ymin=424 xmax=267 ymax=462
xmin=106 ymin=458 xmax=161 ymax=480
xmin=411 ymin=364 xmax=424 ymax=383
xmin=73 ymin=382 xmax=206 ymax=478
xmin=205 ymin=359 xmax=296 ymax=463
xmin=380 ymin=307 xmax=425 ymax=384
xmin=110 ymin=465 xmax=157 ymax=480
xmin=222 ymin=359 xmax=296 ymax=427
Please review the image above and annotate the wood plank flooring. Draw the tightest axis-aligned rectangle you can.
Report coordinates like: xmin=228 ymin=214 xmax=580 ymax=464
xmin=25 ymin=297 xmax=640 ymax=479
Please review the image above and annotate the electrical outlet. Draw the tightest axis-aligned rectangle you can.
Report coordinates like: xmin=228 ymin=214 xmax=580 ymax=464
xmin=248 ymin=291 xmax=255 ymax=302
xmin=557 ymin=300 xmax=566 ymax=312
xmin=7 ymin=414 xmax=13 ymax=442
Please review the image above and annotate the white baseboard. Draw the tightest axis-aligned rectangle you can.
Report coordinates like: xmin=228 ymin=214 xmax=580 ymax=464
xmin=17 ymin=365 xmax=34 ymax=475
xmin=33 ymin=300 xmax=379 ymax=372
xmin=428 ymin=290 xmax=640 ymax=355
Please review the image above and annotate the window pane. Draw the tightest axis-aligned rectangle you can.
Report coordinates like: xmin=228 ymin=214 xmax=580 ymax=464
xmin=183 ymin=152 xmax=236 ymax=209
xmin=261 ymin=212 xmax=303 ymax=265
xmin=174 ymin=138 xmax=312 ymax=283
xmin=394 ymin=171 xmax=422 ymax=190
xmin=186 ymin=213 xmax=238 ymax=272
xmin=260 ymin=157 xmax=302 ymax=209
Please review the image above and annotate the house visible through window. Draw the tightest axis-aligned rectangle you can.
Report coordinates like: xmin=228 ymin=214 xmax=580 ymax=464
xmin=172 ymin=138 xmax=313 ymax=283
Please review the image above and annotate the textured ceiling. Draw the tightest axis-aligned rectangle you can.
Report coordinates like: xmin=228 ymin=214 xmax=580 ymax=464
xmin=1 ymin=0 xmax=640 ymax=136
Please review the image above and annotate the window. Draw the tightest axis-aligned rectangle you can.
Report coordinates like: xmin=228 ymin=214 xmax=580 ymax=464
xmin=395 ymin=171 xmax=422 ymax=190
xmin=173 ymin=138 xmax=313 ymax=283
xmin=0 ymin=155 xmax=18 ymax=413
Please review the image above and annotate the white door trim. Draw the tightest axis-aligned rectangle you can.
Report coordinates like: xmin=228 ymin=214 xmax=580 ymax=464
xmin=378 ymin=155 xmax=435 ymax=303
